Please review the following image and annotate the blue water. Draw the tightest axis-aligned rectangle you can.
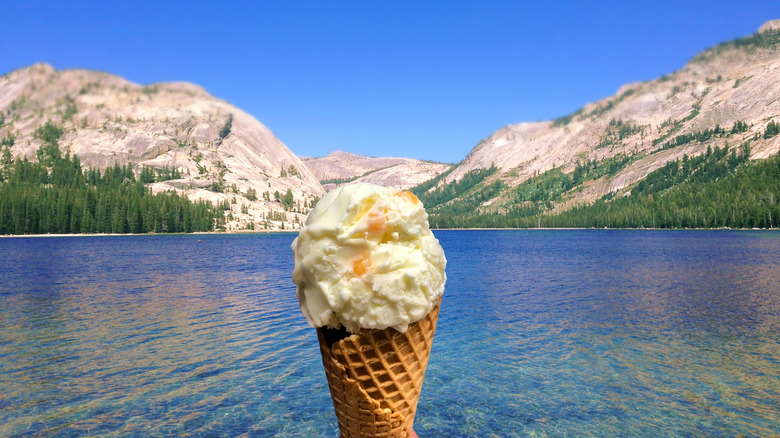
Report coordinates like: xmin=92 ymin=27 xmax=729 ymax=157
xmin=1 ymin=230 xmax=779 ymax=437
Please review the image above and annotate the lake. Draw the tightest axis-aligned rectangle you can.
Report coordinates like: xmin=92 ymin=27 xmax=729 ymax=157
xmin=1 ymin=230 xmax=779 ymax=437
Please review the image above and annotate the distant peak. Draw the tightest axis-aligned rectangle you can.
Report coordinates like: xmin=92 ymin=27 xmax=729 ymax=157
xmin=157 ymin=81 xmax=209 ymax=96
xmin=326 ymin=150 xmax=363 ymax=159
xmin=759 ymin=19 xmax=780 ymax=33
xmin=13 ymin=63 xmax=55 ymax=76
xmin=30 ymin=62 xmax=54 ymax=70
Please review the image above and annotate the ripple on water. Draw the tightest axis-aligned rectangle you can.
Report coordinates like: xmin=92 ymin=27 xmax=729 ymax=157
xmin=1 ymin=231 xmax=779 ymax=436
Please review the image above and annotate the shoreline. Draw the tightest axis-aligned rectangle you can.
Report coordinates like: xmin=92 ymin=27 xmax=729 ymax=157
xmin=2 ymin=227 xmax=778 ymax=238
xmin=433 ymin=227 xmax=780 ymax=231
xmin=0 ymin=229 xmax=296 ymax=238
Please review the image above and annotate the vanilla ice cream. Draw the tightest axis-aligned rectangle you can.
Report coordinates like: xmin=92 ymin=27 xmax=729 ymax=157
xmin=292 ymin=183 xmax=446 ymax=333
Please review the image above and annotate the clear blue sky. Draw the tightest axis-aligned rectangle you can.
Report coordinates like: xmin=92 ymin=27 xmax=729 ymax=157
xmin=2 ymin=1 xmax=778 ymax=163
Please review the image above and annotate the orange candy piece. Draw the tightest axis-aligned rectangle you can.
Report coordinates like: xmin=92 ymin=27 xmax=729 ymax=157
xmin=352 ymin=192 xmax=419 ymax=278
xmin=395 ymin=191 xmax=419 ymax=204
xmin=352 ymin=255 xmax=369 ymax=276
xmin=366 ymin=210 xmax=387 ymax=233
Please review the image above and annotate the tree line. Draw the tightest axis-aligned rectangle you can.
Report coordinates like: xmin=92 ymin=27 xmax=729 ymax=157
xmin=424 ymin=143 xmax=779 ymax=229
xmin=0 ymin=123 xmax=223 ymax=235
xmin=413 ymin=165 xmax=497 ymax=209
xmin=654 ymin=121 xmax=749 ymax=150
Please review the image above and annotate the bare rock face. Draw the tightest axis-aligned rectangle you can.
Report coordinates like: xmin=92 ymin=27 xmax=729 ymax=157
xmin=759 ymin=19 xmax=780 ymax=33
xmin=442 ymin=19 xmax=780 ymax=210
xmin=0 ymin=63 xmax=325 ymax=231
xmin=302 ymin=151 xmax=451 ymax=191
xmin=350 ymin=160 xmax=452 ymax=190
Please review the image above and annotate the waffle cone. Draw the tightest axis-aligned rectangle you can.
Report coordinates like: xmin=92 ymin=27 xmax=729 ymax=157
xmin=316 ymin=300 xmax=441 ymax=438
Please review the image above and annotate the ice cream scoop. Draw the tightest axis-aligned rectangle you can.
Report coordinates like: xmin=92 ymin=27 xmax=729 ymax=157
xmin=292 ymin=183 xmax=446 ymax=333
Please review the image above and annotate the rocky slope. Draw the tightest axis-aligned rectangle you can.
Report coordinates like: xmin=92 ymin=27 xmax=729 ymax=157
xmin=0 ymin=64 xmax=324 ymax=230
xmin=302 ymin=151 xmax=451 ymax=191
xmin=441 ymin=20 xmax=780 ymax=212
xmin=3 ymin=20 xmax=779 ymax=231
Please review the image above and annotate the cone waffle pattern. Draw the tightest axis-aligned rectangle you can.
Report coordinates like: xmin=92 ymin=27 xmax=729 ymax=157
xmin=317 ymin=301 xmax=441 ymax=438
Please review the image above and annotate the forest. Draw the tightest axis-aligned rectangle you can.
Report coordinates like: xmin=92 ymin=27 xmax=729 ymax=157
xmin=0 ymin=123 xmax=223 ymax=235
xmin=3 ymin=118 xmax=779 ymax=234
xmin=422 ymin=143 xmax=780 ymax=229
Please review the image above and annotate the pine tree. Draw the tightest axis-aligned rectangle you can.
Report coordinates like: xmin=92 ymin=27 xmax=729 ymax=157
xmin=283 ymin=189 xmax=294 ymax=210
xmin=140 ymin=166 xmax=156 ymax=183
xmin=81 ymin=202 xmax=94 ymax=234
xmin=245 ymin=188 xmax=257 ymax=201
xmin=764 ymin=120 xmax=779 ymax=139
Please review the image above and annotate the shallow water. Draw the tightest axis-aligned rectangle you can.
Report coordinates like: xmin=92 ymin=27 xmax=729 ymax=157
xmin=1 ymin=230 xmax=779 ymax=436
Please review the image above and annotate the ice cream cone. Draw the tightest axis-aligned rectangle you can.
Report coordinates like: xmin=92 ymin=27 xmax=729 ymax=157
xmin=316 ymin=300 xmax=441 ymax=438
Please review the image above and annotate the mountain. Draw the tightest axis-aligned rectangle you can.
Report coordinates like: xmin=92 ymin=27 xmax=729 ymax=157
xmin=0 ymin=63 xmax=324 ymax=231
xmin=3 ymin=20 xmax=780 ymax=233
xmin=419 ymin=19 xmax=780 ymax=226
xmin=302 ymin=150 xmax=452 ymax=191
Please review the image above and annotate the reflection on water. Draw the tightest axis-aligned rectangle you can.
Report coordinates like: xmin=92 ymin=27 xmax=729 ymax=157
xmin=0 ymin=235 xmax=334 ymax=436
xmin=1 ymin=231 xmax=779 ymax=436
xmin=421 ymin=230 xmax=780 ymax=437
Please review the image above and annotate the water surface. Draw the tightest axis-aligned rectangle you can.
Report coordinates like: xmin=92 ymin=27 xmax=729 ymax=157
xmin=1 ymin=230 xmax=778 ymax=436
